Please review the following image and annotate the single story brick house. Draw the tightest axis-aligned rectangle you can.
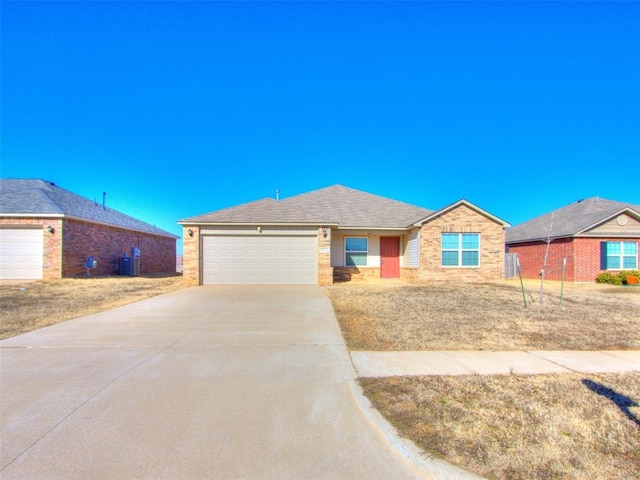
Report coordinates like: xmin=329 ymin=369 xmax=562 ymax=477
xmin=506 ymin=197 xmax=640 ymax=282
xmin=0 ymin=179 xmax=179 ymax=280
xmin=179 ymin=185 xmax=509 ymax=286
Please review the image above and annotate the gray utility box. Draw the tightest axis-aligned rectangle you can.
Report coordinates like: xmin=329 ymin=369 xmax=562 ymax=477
xmin=119 ymin=256 xmax=141 ymax=276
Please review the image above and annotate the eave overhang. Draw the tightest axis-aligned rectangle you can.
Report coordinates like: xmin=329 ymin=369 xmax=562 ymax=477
xmin=0 ymin=213 xmax=64 ymax=218
xmin=179 ymin=221 xmax=412 ymax=231
xmin=0 ymin=213 xmax=178 ymax=239
xmin=178 ymin=221 xmax=339 ymax=227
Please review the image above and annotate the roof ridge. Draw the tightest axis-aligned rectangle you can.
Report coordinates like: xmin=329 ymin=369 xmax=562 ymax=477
xmin=506 ymin=195 xmax=640 ymax=243
xmin=569 ymin=195 xmax=634 ymax=206
xmin=179 ymin=184 xmax=434 ymax=227
xmin=282 ymin=184 xmax=433 ymax=210
xmin=278 ymin=184 xmax=348 ymax=201
xmin=0 ymin=178 xmax=54 ymax=191
xmin=1 ymin=178 xmax=177 ymax=238
xmin=36 ymin=183 xmax=65 ymax=213
xmin=182 ymin=196 xmax=276 ymax=221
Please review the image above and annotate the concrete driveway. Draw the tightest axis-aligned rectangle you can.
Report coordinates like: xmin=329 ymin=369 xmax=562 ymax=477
xmin=0 ymin=286 xmax=432 ymax=479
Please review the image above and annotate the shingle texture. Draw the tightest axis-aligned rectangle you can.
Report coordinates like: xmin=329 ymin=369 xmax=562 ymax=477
xmin=181 ymin=185 xmax=433 ymax=228
xmin=0 ymin=179 xmax=177 ymax=238
xmin=506 ymin=197 xmax=640 ymax=243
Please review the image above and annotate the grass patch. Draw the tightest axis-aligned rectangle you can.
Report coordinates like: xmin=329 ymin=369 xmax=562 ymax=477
xmin=0 ymin=275 xmax=186 ymax=339
xmin=329 ymin=281 xmax=640 ymax=479
xmin=327 ymin=281 xmax=640 ymax=351
xmin=361 ymin=373 xmax=640 ymax=480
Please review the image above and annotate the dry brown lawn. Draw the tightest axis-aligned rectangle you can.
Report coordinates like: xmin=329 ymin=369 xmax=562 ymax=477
xmin=328 ymin=280 xmax=640 ymax=480
xmin=0 ymin=275 xmax=186 ymax=339
xmin=327 ymin=280 xmax=640 ymax=351
xmin=361 ymin=373 xmax=640 ymax=480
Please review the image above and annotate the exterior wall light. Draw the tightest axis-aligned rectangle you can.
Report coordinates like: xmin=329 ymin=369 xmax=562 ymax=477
xmin=187 ymin=229 xmax=194 ymax=237
xmin=47 ymin=225 xmax=55 ymax=234
xmin=257 ymin=226 xmax=262 ymax=233
xmin=322 ymin=227 xmax=328 ymax=238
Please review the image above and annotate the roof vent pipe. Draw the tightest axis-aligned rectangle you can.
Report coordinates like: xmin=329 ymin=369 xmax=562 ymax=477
xmin=276 ymin=189 xmax=280 ymax=201
xmin=102 ymin=192 xmax=106 ymax=210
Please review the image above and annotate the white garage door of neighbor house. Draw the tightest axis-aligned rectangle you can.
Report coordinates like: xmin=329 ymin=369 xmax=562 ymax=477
xmin=0 ymin=228 xmax=44 ymax=280
xmin=202 ymin=235 xmax=318 ymax=285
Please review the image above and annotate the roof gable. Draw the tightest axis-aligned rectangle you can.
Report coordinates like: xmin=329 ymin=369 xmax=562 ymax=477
xmin=180 ymin=185 xmax=433 ymax=229
xmin=506 ymin=197 xmax=640 ymax=243
xmin=415 ymin=199 xmax=510 ymax=227
xmin=0 ymin=179 xmax=178 ymax=238
xmin=585 ymin=211 xmax=640 ymax=236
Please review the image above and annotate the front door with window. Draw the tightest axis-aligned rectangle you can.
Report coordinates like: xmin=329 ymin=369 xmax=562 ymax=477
xmin=380 ymin=237 xmax=400 ymax=278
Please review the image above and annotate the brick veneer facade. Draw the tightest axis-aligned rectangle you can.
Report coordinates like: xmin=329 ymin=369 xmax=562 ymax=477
xmin=62 ymin=219 xmax=176 ymax=277
xmin=0 ymin=218 xmax=63 ymax=279
xmin=183 ymin=226 xmax=334 ymax=286
xmin=0 ymin=217 xmax=176 ymax=279
xmin=331 ymin=205 xmax=506 ymax=284
xmin=508 ymin=237 xmax=640 ymax=282
xmin=182 ymin=205 xmax=506 ymax=285
xmin=400 ymin=267 xmax=418 ymax=283
xmin=333 ymin=266 xmax=382 ymax=282
xmin=182 ymin=226 xmax=200 ymax=285
xmin=417 ymin=204 xmax=506 ymax=282
xmin=317 ymin=227 xmax=333 ymax=286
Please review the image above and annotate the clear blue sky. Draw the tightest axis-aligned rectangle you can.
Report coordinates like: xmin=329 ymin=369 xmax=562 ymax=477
xmin=2 ymin=1 xmax=639 ymax=253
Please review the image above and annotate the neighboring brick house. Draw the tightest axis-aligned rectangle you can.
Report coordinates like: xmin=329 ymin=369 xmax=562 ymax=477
xmin=179 ymin=185 xmax=509 ymax=286
xmin=506 ymin=197 xmax=640 ymax=282
xmin=0 ymin=179 xmax=178 ymax=280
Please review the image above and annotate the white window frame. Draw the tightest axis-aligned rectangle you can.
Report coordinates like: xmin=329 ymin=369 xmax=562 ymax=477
xmin=344 ymin=237 xmax=368 ymax=267
xmin=605 ymin=241 xmax=638 ymax=270
xmin=441 ymin=233 xmax=481 ymax=268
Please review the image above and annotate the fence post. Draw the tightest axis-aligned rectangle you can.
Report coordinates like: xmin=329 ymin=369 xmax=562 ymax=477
xmin=516 ymin=256 xmax=527 ymax=308
xmin=559 ymin=257 xmax=567 ymax=306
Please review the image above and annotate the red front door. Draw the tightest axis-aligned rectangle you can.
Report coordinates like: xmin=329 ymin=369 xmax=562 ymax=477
xmin=380 ymin=237 xmax=400 ymax=278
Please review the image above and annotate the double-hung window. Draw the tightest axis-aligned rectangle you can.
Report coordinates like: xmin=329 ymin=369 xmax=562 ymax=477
xmin=604 ymin=241 xmax=638 ymax=270
xmin=442 ymin=233 xmax=480 ymax=267
xmin=345 ymin=237 xmax=368 ymax=266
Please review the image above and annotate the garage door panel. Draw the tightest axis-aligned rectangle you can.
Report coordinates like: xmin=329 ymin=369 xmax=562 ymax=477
xmin=202 ymin=235 xmax=317 ymax=285
xmin=0 ymin=229 xmax=44 ymax=280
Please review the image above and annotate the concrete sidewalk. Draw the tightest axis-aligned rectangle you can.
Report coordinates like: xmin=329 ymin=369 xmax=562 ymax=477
xmin=351 ymin=350 xmax=640 ymax=377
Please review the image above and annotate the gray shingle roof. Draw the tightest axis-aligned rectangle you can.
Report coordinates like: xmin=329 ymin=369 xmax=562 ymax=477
xmin=0 ymin=179 xmax=178 ymax=238
xmin=180 ymin=185 xmax=434 ymax=229
xmin=506 ymin=197 xmax=640 ymax=243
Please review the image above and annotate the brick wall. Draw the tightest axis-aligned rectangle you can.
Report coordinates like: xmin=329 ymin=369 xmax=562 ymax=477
xmin=400 ymin=267 xmax=418 ymax=283
xmin=62 ymin=219 xmax=176 ymax=277
xmin=573 ymin=238 xmax=603 ymax=282
xmin=508 ymin=238 xmax=575 ymax=281
xmin=0 ymin=218 xmax=63 ymax=278
xmin=182 ymin=226 xmax=200 ymax=285
xmin=508 ymin=237 xmax=639 ymax=282
xmin=44 ymin=219 xmax=63 ymax=278
xmin=317 ymin=227 xmax=333 ymax=286
xmin=0 ymin=217 xmax=175 ymax=279
xmin=183 ymin=225 xmax=334 ymax=286
xmin=333 ymin=266 xmax=381 ymax=282
xmin=417 ymin=204 xmax=505 ymax=282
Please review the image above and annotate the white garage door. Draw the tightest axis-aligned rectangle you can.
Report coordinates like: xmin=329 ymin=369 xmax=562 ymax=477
xmin=202 ymin=235 xmax=317 ymax=285
xmin=0 ymin=228 xmax=44 ymax=280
